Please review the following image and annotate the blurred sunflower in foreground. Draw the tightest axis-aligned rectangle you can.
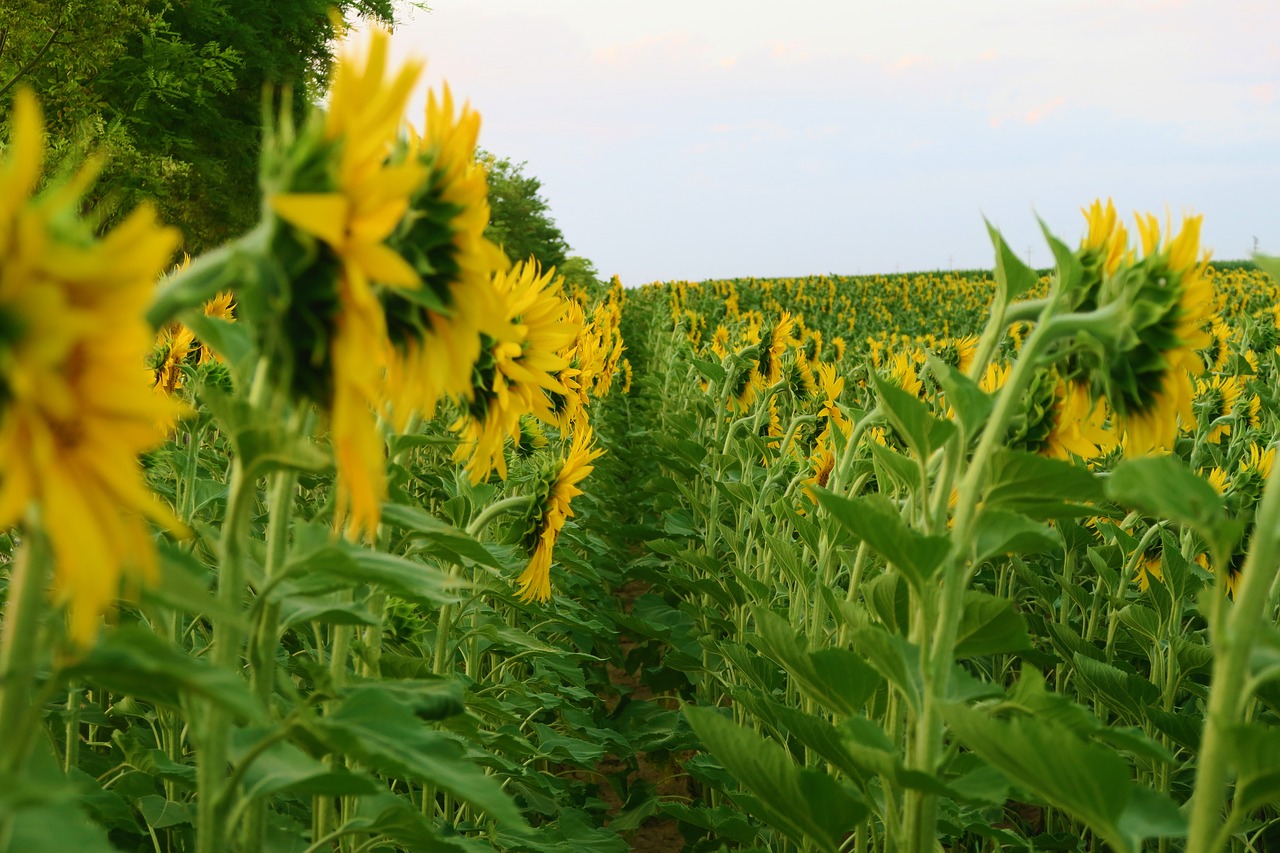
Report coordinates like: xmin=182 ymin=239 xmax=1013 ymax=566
xmin=0 ymin=90 xmax=184 ymax=644
xmin=267 ymin=28 xmax=426 ymax=541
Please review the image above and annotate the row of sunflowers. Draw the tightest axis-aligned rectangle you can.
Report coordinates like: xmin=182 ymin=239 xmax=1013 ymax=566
xmin=617 ymin=208 xmax=1280 ymax=851
xmin=0 ymin=26 xmax=643 ymax=853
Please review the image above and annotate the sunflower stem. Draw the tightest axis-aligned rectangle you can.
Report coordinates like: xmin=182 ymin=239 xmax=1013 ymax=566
xmin=903 ymin=293 xmax=1066 ymax=853
xmin=196 ymin=356 xmax=270 ymax=853
xmin=0 ymin=526 xmax=51 ymax=847
xmin=1186 ymin=457 xmax=1280 ymax=853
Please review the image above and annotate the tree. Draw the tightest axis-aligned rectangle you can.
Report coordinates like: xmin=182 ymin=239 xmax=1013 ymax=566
xmin=0 ymin=0 xmax=396 ymax=251
xmin=482 ymin=152 xmax=571 ymax=274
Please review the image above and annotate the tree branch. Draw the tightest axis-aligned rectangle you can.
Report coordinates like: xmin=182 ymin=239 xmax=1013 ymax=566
xmin=0 ymin=21 xmax=64 ymax=100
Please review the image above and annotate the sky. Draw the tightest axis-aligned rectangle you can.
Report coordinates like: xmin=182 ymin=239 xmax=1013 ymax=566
xmin=377 ymin=0 xmax=1280 ymax=285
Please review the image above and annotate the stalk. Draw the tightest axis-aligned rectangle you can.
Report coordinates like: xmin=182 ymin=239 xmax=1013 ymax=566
xmin=195 ymin=356 xmax=270 ymax=853
xmin=903 ymin=297 xmax=1069 ymax=853
xmin=0 ymin=527 xmax=51 ymax=848
xmin=1185 ymin=459 xmax=1280 ymax=853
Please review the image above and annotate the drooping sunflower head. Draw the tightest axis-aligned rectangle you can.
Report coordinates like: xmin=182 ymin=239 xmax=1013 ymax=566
xmin=515 ymin=424 xmax=605 ymax=603
xmin=1087 ymin=212 xmax=1215 ymax=454
xmin=380 ymin=85 xmax=509 ymax=426
xmin=263 ymin=27 xmax=425 ymax=408
xmin=931 ymin=334 xmax=979 ymax=374
xmin=788 ymin=349 xmax=818 ymax=400
xmin=452 ymin=260 xmax=579 ymax=483
xmin=0 ymin=89 xmax=185 ymax=643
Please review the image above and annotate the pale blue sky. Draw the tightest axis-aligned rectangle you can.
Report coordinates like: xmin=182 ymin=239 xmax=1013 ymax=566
xmin=381 ymin=1 xmax=1280 ymax=285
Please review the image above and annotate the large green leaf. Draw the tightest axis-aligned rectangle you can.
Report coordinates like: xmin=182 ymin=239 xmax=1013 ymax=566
xmin=277 ymin=525 xmax=464 ymax=608
xmin=684 ymin=706 xmax=867 ymax=853
xmin=1228 ymin=723 xmax=1280 ymax=817
xmin=927 ymin=355 xmax=993 ymax=438
xmin=64 ymin=624 xmax=262 ymax=722
xmin=814 ymin=490 xmax=951 ymax=591
xmin=847 ymin=623 xmax=923 ymax=712
xmin=871 ymin=371 xmax=957 ymax=460
xmin=972 ymin=510 xmax=1061 ymax=563
xmin=231 ymin=727 xmax=380 ymax=799
xmin=1105 ymin=456 xmax=1232 ymax=557
xmin=381 ymin=503 xmax=505 ymax=568
xmin=955 ymin=591 xmax=1033 ymax=658
xmin=752 ymin=608 xmax=881 ymax=716
xmin=1071 ymin=653 xmax=1159 ymax=723
xmin=308 ymin=682 xmax=524 ymax=830
xmin=987 ymin=219 xmax=1040 ymax=303
xmin=945 ymin=704 xmax=1184 ymax=853
xmin=984 ymin=449 xmax=1103 ymax=518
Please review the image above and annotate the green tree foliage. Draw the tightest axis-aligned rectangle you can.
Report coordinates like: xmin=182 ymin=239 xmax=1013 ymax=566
xmin=482 ymin=152 xmax=571 ymax=273
xmin=0 ymin=0 xmax=395 ymax=251
xmin=482 ymin=151 xmax=605 ymax=291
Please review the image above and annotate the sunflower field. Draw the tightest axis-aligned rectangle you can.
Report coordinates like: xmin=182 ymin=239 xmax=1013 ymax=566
xmin=3 ymin=27 xmax=1280 ymax=853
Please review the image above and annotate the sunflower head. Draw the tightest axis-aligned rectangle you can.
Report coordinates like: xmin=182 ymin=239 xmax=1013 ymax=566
xmin=1071 ymin=198 xmax=1130 ymax=313
xmin=1084 ymin=212 xmax=1214 ymax=454
xmin=0 ymin=88 xmax=185 ymax=643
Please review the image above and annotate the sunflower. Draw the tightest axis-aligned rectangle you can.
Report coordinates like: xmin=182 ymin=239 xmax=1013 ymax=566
xmin=1089 ymin=213 xmax=1215 ymax=455
xmin=1233 ymin=443 xmax=1274 ymax=502
xmin=381 ymin=85 xmax=509 ymax=430
xmin=452 ymin=260 xmax=579 ymax=483
xmin=150 ymin=323 xmax=196 ymax=396
xmin=0 ymin=90 xmax=185 ymax=644
xmin=1135 ymin=550 xmax=1163 ymax=594
xmin=1076 ymin=199 xmax=1130 ymax=304
xmin=517 ymin=425 xmax=605 ymax=602
xmin=885 ymin=351 xmax=923 ymax=398
xmin=1044 ymin=380 xmax=1116 ymax=461
xmin=1194 ymin=374 xmax=1242 ymax=444
xmin=267 ymin=27 xmax=425 ymax=541
xmin=197 ymin=291 xmax=237 ymax=365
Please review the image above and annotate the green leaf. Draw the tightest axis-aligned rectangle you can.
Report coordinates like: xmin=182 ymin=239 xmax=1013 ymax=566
xmin=309 ymin=683 xmax=524 ymax=829
xmin=137 ymin=795 xmax=193 ymax=829
xmin=926 ymin=354 xmax=993 ymax=437
xmin=1071 ymin=653 xmax=1159 ymax=723
xmin=871 ymin=371 xmax=957 ymax=460
xmin=814 ymin=490 xmax=950 ymax=591
xmin=278 ymin=526 xmax=464 ymax=608
xmin=661 ymin=803 xmax=759 ymax=845
xmin=945 ymin=704 xmax=1137 ymax=853
xmin=1228 ymin=724 xmax=1280 ymax=816
xmin=278 ymin=592 xmax=379 ymax=628
xmin=987 ymin=218 xmax=1040 ymax=302
xmin=380 ymin=503 xmax=505 ymax=567
xmin=752 ymin=609 xmax=881 ymax=716
xmin=973 ymin=509 xmax=1061 ymax=563
xmin=230 ymin=728 xmax=379 ymax=799
xmin=683 ymin=706 xmax=867 ymax=853
xmin=182 ymin=311 xmax=252 ymax=368
xmin=955 ymin=591 xmax=1033 ymax=658
xmin=65 ymin=624 xmax=262 ymax=722
xmin=2 ymin=741 xmax=117 ymax=852
xmin=194 ymin=381 xmax=328 ymax=479
xmin=985 ymin=449 xmax=1103 ymax=517
xmin=847 ymin=623 xmax=923 ymax=712
xmin=867 ymin=441 xmax=921 ymax=494
xmin=1105 ymin=456 xmax=1230 ymax=555
xmin=343 ymin=792 xmax=492 ymax=851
